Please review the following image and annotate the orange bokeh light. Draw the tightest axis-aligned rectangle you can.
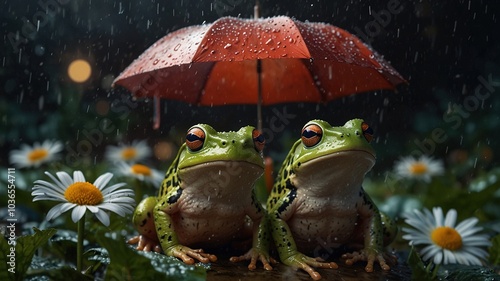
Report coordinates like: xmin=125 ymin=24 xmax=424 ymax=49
xmin=68 ymin=59 xmax=92 ymax=83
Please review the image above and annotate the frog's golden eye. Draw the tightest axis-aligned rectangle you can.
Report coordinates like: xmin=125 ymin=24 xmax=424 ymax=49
xmin=186 ymin=127 xmax=205 ymax=151
xmin=361 ymin=122 xmax=374 ymax=143
xmin=301 ymin=124 xmax=322 ymax=147
xmin=252 ymin=129 xmax=265 ymax=152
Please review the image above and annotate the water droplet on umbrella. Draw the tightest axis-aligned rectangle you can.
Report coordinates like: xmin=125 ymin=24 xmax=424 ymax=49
xmin=174 ymin=43 xmax=181 ymax=51
xmin=224 ymin=43 xmax=232 ymax=49
xmin=265 ymin=38 xmax=273 ymax=45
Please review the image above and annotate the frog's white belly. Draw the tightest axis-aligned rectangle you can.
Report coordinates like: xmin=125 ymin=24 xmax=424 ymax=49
xmin=288 ymin=191 xmax=363 ymax=252
xmin=171 ymin=191 xmax=254 ymax=247
xmin=170 ymin=161 xmax=262 ymax=246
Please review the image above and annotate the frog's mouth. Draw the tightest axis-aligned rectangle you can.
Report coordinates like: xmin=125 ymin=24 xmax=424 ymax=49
xmin=178 ymin=161 xmax=264 ymax=196
xmin=293 ymin=150 xmax=375 ymax=192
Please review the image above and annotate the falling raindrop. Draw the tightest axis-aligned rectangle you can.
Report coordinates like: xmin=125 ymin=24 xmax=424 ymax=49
xmin=38 ymin=96 xmax=44 ymax=110
xmin=34 ymin=45 xmax=45 ymax=56
xmin=118 ymin=2 xmax=124 ymax=14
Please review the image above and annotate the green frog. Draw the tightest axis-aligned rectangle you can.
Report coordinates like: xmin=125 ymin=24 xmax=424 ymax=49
xmin=128 ymin=124 xmax=273 ymax=270
xmin=267 ymin=119 xmax=397 ymax=280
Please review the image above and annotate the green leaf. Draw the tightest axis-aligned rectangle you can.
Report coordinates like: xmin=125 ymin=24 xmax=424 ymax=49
xmin=96 ymin=235 xmax=206 ymax=281
xmin=407 ymin=246 xmax=433 ymax=281
xmin=439 ymin=264 xmax=500 ymax=281
xmin=25 ymin=266 xmax=93 ymax=281
xmin=0 ymin=228 xmax=57 ymax=281
xmin=0 ymin=235 xmax=15 ymax=281
xmin=423 ymin=178 xmax=500 ymax=221
xmin=489 ymin=234 xmax=500 ymax=266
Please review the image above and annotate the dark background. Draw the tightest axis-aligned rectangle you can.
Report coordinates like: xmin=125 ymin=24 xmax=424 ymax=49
xmin=1 ymin=0 xmax=499 ymax=174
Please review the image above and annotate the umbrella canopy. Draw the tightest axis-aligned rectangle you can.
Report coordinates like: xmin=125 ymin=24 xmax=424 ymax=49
xmin=113 ymin=16 xmax=405 ymax=128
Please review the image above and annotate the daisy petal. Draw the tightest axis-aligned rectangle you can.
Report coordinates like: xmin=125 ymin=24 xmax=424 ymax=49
xmin=57 ymin=171 xmax=74 ymax=188
xmin=46 ymin=203 xmax=75 ymax=221
xmin=444 ymin=209 xmax=457 ymax=227
xmin=94 ymin=173 xmax=113 ymax=190
xmin=73 ymin=171 xmax=86 ymax=183
xmin=95 ymin=209 xmax=110 ymax=226
xmin=71 ymin=206 xmax=87 ymax=223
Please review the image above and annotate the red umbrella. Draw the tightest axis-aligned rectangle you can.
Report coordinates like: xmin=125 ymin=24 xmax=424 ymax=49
xmin=113 ymin=10 xmax=405 ymax=130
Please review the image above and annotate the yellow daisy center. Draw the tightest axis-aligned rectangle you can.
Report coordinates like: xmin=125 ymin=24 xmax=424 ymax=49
xmin=409 ymin=162 xmax=428 ymax=175
xmin=431 ymin=226 xmax=463 ymax=251
xmin=131 ymin=164 xmax=152 ymax=176
xmin=121 ymin=147 xmax=137 ymax=160
xmin=28 ymin=148 xmax=49 ymax=162
xmin=64 ymin=182 xmax=103 ymax=206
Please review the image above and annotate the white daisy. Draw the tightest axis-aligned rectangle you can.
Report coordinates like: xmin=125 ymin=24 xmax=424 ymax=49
xmin=32 ymin=171 xmax=135 ymax=226
xmin=9 ymin=140 xmax=63 ymax=168
xmin=394 ymin=155 xmax=444 ymax=182
xmin=402 ymin=207 xmax=491 ymax=266
xmin=105 ymin=140 xmax=152 ymax=163
xmin=115 ymin=162 xmax=164 ymax=186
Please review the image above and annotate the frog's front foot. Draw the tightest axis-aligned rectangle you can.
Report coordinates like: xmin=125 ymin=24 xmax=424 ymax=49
xmin=166 ymin=245 xmax=217 ymax=265
xmin=283 ymin=253 xmax=338 ymax=281
xmin=229 ymin=248 xmax=277 ymax=271
xmin=342 ymin=249 xmax=394 ymax=272
xmin=127 ymin=235 xmax=162 ymax=253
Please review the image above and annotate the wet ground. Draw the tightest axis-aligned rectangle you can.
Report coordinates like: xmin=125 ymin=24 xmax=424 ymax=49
xmin=207 ymin=252 xmax=412 ymax=281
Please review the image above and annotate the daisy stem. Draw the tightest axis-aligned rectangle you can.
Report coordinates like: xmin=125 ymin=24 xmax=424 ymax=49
xmin=134 ymin=179 xmax=143 ymax=203
xmin=77 ymin=213 xmax=85 ymax=272
xmin=430 ymin=263 xmax=440 ymax=279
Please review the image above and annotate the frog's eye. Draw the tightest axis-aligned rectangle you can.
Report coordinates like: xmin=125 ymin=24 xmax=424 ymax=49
xmin=186 ymin=127 xmax=205 ymax=151
xmin=301 ymin=124 xmax=322 ymax=147
xmin=361 ymin=122 xmax=374 ymax=143
xmin=252 ymin=129 xmax=265 ymax=152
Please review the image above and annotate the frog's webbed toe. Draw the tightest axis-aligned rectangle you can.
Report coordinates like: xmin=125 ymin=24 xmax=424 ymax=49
xmin=342 ymin=250 xmax=393 ymax=272
xmin=127 ymin=235 xmax=162 ymax=253
xmin=167 ymin=245 xmax=217 ymax=264
xmin=229 ymin=248 xmax=277 ymax=271
xmin=284 ymin=253 xmax=338 ymax=280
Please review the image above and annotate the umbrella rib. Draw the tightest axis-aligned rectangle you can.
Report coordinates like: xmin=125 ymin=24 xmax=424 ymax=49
xmin=301 ymin=59 xmax=327 ymax=103
xmin=193 ymin=62 xmax=217 ymax=105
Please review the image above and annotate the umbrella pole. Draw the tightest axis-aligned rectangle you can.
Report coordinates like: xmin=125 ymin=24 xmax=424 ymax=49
xmin=254 ymin=0 xmax=260 ymax=19
xmin=153 ymin=96 xmax=160 ymax=130
xmin=255 ymin=0 xmax=262 ymax=132
xmin=257 ymin=59 xmax=262 ymax=132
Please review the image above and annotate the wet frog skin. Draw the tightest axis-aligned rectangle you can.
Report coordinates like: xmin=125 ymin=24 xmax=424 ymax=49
xmin=267 ymin=119 xmax=397 ymax=280
xmin=128 ymin=124 xmax=273 ymax=270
